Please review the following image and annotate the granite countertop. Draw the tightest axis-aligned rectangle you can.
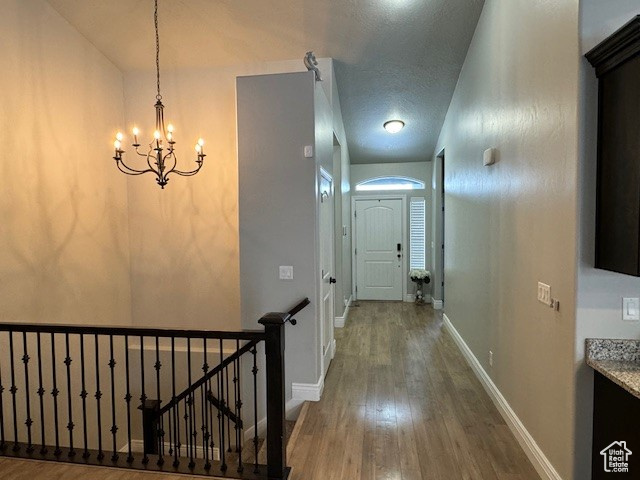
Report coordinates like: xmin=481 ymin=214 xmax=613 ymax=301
xmin=586 ymin=338 xmax=640 ymax=399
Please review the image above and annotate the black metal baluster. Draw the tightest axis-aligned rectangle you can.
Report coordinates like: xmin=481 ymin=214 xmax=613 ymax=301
xmin=64 ymin=333 xmax=75 ymax=457
xmin=167 ymin=398 xmax=173 ymax=459
xmin=200 ymin=383 xmax=207 ymax=468
xmin=109 ymin=335 xmax=118 ymax=462
xmin=154 ymin=336 xmax=164 ymax=466
xmin=21 ymin=332 xmax=33 ymax=453
xmin=94 ymin=334 xmax=104 ymax=461
xmin=0 ymin=359 xmax=5 ymax=452
xmin=183 ymin=400 xmax=189 ymax=466
xmin=202 ymin=338 xmax=210 ymax=470
xmin=252 ymin=346 xmax=259 ymax=474
xmin=124 ymin=336 xmax=133 ymax=463
xmin=9 ymin=333 xmax=18 ymax=452
xmin=36 ymin=333 xmax=46 ymax=454
xmin=219 ymin=339 xmax=227 ymax=472
xmin=171 ymin=338 xmax=179 ymax=467
xmin=233 ymin=345 xmax=239 ymax=454
xmin=79 ymin=334 xmax=89 ymax=459
xmin=207 ymin=364 xmax=216 ymax=465
xmin=51 ymin=333 xmax=61 ymax=456
xmin=236 ymin=339 xmax=244 ymax=472
xmin=226 ymin=361 xmax=231 ymax=453
xmin=140 ymin=335 xmax=148 ymax=465
xmin=187 ymin=338 xmax=195 ymax=469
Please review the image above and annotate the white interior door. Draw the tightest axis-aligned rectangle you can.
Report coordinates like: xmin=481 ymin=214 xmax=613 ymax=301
xmin=319 ymin=170 xmax=335 ymax=374
xmin=355 ymin=198 xmax=403 ymax=300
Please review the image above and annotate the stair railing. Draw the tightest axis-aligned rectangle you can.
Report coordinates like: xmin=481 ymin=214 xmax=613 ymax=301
xmin=0 ymin=297 xmax=309 ymax=480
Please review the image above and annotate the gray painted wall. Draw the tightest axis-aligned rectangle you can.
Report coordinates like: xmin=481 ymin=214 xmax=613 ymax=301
xmin=238 ymin=72 xmax=318 ymax=401
xmin=238 ymin=71 xmax=341 ymax=409
xmin=326 ymin=62 xmax=353 ymax=319
xmin=433 ymin=0 xmax=580 ymax=477
xmin=575 ymin=2 xmax=640 ymax=477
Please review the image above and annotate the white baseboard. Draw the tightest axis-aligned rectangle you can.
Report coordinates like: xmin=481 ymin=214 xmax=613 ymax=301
xmin=121 ymin=439 xmax=220 ymax=461
xmin=330 ymin=338 xmax=336 ymax=359
xmin=442 ymin=314 xmax=562 ymax=480
xmin=286 ymin=398 xmax=305 ymax=420
xmin=432 ymin=298 xmax=443 ymax=309
xmin=244 ymin=415 xmax=267 ymax=443
xmin=335 ymin=295 xmax=352 ymax=328
xmin=292 ymin=374 xmax=324 ymax=402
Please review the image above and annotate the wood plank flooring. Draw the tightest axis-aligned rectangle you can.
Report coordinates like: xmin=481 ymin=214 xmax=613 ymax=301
xmin=0 ymin=302 xmax=539 ymax=479
xmin=287 ymin=301 xmax=540 ymax=480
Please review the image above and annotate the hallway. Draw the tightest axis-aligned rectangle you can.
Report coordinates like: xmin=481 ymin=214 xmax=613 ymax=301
xmin=288 ymin=302 xmax=539 ymax=479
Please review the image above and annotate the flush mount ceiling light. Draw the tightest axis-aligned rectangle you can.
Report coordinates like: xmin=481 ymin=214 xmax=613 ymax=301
xmin=383 ymin=120 xmax=405 ymax=134
xmin=112 ymin=0 xmax=205 ymax=189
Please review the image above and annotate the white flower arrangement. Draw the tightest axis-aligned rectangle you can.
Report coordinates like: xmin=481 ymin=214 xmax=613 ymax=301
xmin=409 ymin=269 xmax=431 ymax=282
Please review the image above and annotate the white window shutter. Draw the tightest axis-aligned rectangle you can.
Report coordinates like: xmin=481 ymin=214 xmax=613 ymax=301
xmin=410 ymin=198 xmax=426 ymax=269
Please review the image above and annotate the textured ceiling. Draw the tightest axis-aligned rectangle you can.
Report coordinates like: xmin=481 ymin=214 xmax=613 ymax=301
xmin=47 ymin=0 xmax=484 ymax=164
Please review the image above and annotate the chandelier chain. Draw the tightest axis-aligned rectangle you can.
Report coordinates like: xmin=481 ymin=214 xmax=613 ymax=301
xmin=154 ymin=0 xmax=162 ymax=101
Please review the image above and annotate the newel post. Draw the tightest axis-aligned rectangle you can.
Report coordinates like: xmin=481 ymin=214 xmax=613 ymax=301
xmin=258 ymin=312 xmax=290 ymax=480
xmin=139 ymin=399 xmax=161 ymax=455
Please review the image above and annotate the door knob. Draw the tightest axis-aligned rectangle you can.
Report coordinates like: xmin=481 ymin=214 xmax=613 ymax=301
xmin=329 ymin=277 xmax=337 ymax=284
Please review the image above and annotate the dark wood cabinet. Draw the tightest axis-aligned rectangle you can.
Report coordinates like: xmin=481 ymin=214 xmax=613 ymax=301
xmin=591 ymin=372 xmax=640 ymax=478
xmin=586 ymin=16 xmax=640 ymax=276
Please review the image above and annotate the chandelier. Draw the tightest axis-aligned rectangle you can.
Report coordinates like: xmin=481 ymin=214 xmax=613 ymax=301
xmin=112 ymin=0 xmax=205 ymax=189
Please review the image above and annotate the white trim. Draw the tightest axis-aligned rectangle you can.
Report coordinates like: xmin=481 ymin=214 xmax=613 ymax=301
xmin=352 ymin=195 xmax=407 ymax=302
xmin=121 ymin=440 xmax=220 ymax=461
xmin=442 ymin=314 xmax=563 ymax=480
xmin=334 ymin=295 xmax=352 ymax=328
xmin=330 ymin=338 xmax=336 ymax=359
xmin=292 ymin=374 xmax=325 ymax=402
xmin=432 ymin=298 xmax=443 ymax=309
xmin=319 ymin=166 xmax=335 ymax=380
xmin=244 ymin=415 xmax=267 ymax=443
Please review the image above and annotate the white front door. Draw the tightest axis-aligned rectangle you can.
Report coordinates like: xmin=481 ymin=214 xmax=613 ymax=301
xmin=319 ymin=169 xmax=335 ymax=374
xmin=355 ymin=198 xmax=403 ymax=301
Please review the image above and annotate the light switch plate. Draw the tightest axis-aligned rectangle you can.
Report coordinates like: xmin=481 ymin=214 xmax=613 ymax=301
xmin=304 ymin=145 xmax=314 ymax=158
xmin=279 ymin=266 xmax=293 ymax=280
xmin=537 ymin=282 xmax=551 ymax=306
xmin=623 ymin=297 xmax=640 ymax=321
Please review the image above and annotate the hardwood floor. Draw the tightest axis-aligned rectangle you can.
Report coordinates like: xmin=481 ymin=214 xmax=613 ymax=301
xmin=287 ymin=301 xmax=540 ymax=480
xmin=0 ymin=302 xmax=539 ymax=479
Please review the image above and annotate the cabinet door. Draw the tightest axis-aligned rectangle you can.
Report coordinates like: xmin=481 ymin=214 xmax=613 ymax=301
xmin=596 ymin=57 xmax=640 ymax=276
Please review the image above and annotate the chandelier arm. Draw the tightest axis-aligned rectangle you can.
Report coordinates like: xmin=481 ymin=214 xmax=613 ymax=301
xmin=134 ymin=146 xmax=152 ymax=158
xmin=115 ymin=159 xmax=157 ymax=177
xmin=162 ymin=150 xmax=178 ymax=175
xmin=170 ymin=162 xmax=204 ymax=177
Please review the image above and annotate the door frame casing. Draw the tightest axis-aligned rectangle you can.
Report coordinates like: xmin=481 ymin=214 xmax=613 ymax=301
xmin=319 ymin=167 xmax=335 ymax=377
xmin=351 ymin=194 xmax=407 ymax=301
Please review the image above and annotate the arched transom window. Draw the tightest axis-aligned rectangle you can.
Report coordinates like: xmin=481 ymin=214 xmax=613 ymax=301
xmin=355 ymin=176 xmax=425 ymax=191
